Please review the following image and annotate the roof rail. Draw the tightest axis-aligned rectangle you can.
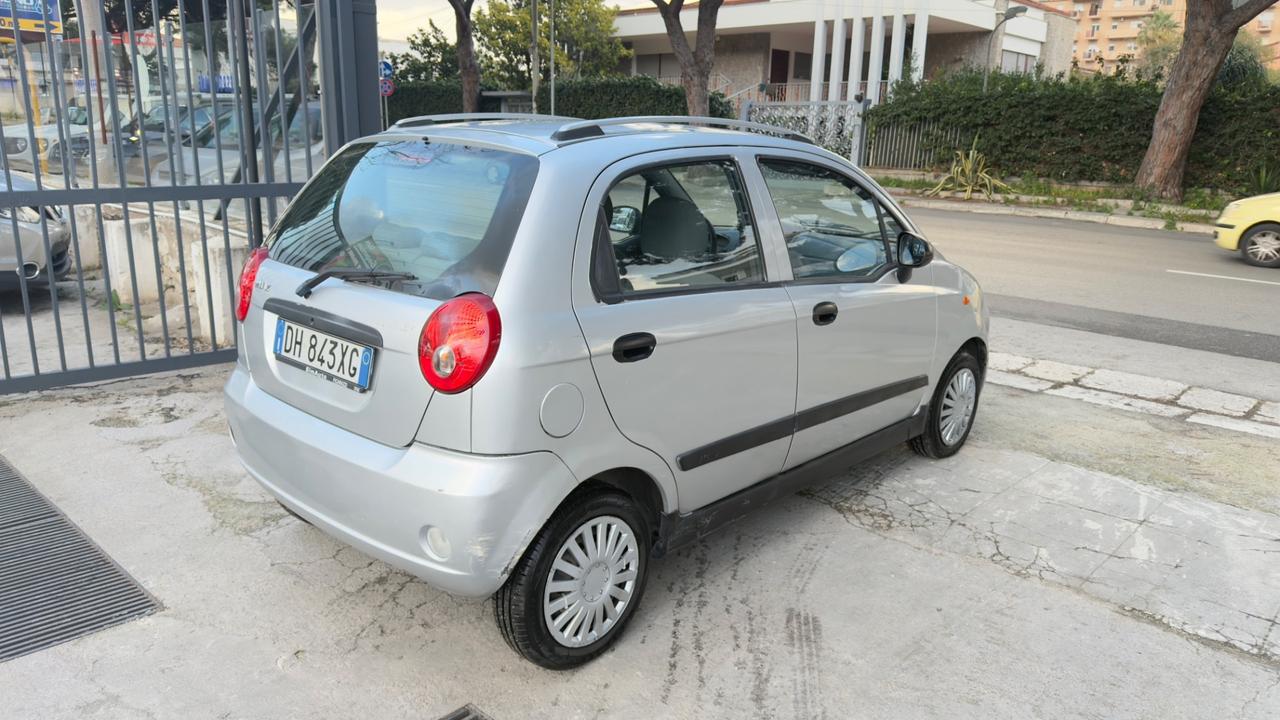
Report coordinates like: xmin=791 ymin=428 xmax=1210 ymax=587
xmin=391 ymin=112 xmax=576 ymax=129
xmin=549 ymin=116 xmax=814 ymax=144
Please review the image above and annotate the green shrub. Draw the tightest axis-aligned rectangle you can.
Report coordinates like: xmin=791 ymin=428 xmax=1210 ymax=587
xmin=866 ymin=69 xmax=1280 ymax=193
xmin=386 ymin=81 xmax=502 ymax=124
xmin=535 ymin=76 xmax=735 ymax=119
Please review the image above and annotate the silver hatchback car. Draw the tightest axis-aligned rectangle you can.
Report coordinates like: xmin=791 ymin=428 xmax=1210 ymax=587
xmin=224 ymin=115 xmax=988 ymax=668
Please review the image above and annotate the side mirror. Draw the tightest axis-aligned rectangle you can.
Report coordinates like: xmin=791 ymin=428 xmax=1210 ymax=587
xmin=897 ymin=232 xmax=934 ymax=268
xmin=610 ymin=205 xmax=640 ymax=234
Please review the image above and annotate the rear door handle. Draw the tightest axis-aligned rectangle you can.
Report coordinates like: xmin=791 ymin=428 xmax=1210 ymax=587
xmin=613 ymin=332 xmax=657 ymax=363
xmin=812 ymin=301 xmax=838 ymax=326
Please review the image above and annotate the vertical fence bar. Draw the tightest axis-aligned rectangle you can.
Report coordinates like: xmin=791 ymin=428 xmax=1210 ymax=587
xmin=123 ymin=0 xmax=173 ymax=358
xmin=94 ymin=0 xmax=149 ymax=361
xmin=271 ymin=0 xmax=292 ymax=187
xmin=72 ymin=2 xmax=122 ymax=366
xmin=296 ymin=2 xmax=315 ymax=178
xmin=43 ymin=12 xmax=95 ymax=370
xmin=251 ymin=5 xmax=278 ymax=227
xmin=176 ymin=0 xmax=219 ymax=351
xmin=201 ymin=0 xmax=241 ymax=349
xmin=1 ymin=4 xmax=46 ymax=375
xmin=229 ymin=0 xmax=265 ymax=248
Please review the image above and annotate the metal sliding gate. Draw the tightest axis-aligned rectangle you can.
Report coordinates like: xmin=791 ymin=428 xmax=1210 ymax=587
xmin=0 ymin=0 xmax=378 ymax=394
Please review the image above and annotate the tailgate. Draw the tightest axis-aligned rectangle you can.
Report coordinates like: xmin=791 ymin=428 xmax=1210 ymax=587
xmin=243 ymin=260 xmax=439 ymax=447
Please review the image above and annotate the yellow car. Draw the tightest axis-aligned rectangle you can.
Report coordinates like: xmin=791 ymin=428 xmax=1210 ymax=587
xmin=1214 ymin=193 xmax=1280 ymax=267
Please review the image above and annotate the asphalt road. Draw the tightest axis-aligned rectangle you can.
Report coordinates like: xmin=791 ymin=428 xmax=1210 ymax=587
xmin=911 ymin=208 xmax=1280 ymax=361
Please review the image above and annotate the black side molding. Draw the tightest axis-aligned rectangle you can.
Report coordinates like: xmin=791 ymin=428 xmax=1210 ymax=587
xmin=675 ymin=375 xmax=929 ymax=471
xmin=263 ymin=297 xmax=384 ymax=349
xmin=655 ymin=413 xmax=927 ymax=557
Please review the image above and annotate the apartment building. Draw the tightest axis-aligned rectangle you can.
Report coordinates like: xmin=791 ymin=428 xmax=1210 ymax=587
xmin=1046 ymin=0 xmax=1279 ymax=72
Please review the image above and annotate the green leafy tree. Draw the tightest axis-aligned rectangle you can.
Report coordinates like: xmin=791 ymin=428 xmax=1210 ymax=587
xmin=1217 ymin=30 xmax=1270 ymax=89
xmin=387 ymin=21 xmax=459 ymax=83
xmin=1135 ymin=10 xmax=1181 ymax=78
xmin=473 ymin=0 xmax=629 ymax=91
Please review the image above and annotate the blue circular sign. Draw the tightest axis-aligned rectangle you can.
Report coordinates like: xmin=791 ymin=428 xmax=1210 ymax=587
xmin=379 ymin=60 xmax=394 ymax=79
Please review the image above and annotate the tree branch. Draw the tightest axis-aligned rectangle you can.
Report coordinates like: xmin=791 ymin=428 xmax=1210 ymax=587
xmin=1222 ymin=0 xmax=1276 ymax=31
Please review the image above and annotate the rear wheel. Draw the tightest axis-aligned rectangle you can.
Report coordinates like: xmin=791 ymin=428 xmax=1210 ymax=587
xmin=1240 ymin=224 xmax=1280 ymax=268
xmin=495 ymin=491 xmax=649 ymax=669
xmin=911 ymin=350 xmax=982 ymax=459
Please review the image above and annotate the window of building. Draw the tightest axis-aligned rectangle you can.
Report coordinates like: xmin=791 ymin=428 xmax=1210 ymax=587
xmin=1111 ymin=22 xmax=1119 ymax=29
xmin=757 ymin=160 xmax=895 ymax=281
xmin=599 ymin=160 xmax=765 ymax=296
xmin=793 ymin=52 xmax=813 ymax=81
xmin=1001 ymin=50 xmax=1037 ymax=74
xmin=1089 ymin=23 xmax=1100 ymax=37
xmin=1108 ymin=44 xmax=1116 ymax=52
xmin=1114 ymin=0 xmax=1124 ymax=6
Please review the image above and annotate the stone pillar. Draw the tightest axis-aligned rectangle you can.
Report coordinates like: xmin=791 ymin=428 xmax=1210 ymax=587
xmin=888 ymin=2 xmax=907 ymax=85
xmin=867 ymin=7 xmax=886 ymax=104
xmin=828 ymin=1 xmax=847 ymax=101
xmin=810 ymin=0 xmax=828 ymax=102
xmin=849 ymin=15 xmax=866 ymax=98
xmin=911 ymin=5 xmax=930 ymax=82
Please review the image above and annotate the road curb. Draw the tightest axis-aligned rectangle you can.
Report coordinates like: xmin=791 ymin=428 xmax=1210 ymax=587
xmin=888 ymin=193 xmax=1216 ymax=235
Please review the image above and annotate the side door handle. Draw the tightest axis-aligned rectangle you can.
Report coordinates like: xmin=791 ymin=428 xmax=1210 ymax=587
xmin=812 ymin=301 xmax=839 ymax=326
xmin=613 ymin=332 xmax=657 ymax=363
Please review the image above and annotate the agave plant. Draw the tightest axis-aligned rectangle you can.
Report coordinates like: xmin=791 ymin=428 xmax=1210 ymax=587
xmin=926 ymin=137 xmax=1014 ymax=201
xmin=1248 ymin=163 xmax=1280 ymax=196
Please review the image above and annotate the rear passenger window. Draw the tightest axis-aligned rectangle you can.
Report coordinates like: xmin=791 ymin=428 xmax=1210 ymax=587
xmin=759 ymin=159 xmax=892 ymax=281
xmin=598 ymin=160 xmax=765 ymax=296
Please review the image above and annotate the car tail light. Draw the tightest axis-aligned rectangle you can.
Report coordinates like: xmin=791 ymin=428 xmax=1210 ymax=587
xmin=418 ymin=294 xmax=502 ymax=394
xmin=236 ymin=246 xmax=270 ymax=322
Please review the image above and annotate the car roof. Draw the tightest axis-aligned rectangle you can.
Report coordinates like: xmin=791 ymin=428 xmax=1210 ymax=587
xmin=365 ymin=115 xmax=825 ymax=159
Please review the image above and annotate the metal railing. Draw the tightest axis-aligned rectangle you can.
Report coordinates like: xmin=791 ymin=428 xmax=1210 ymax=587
xmin=0 ymin=0 xmax=375 ymax=394
xmin=865 ymin=120 xmax=966 ymax=170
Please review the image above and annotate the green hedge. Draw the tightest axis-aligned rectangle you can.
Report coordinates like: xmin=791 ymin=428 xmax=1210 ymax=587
xmin=388 ymin=76 xmax=734 ymax=125
xmin=535 ymin=76 xmax=735 ymax=119
xmin=386 ymin=80 xmax=502 ymax=123
xmin=866 ymin=70 xmax=1280 ymax=192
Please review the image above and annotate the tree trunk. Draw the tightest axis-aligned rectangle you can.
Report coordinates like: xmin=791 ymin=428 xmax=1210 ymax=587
xmin=1133 ymin=23 xmax=1233 ymax=200
xmin=450 ymin=0 xmax=481 ymax=113
xmin=1134 ymin=0 xmax=1276 ymax=200
xmin=682 ymin=67 xmax=710 ymax=117
xmin=652 ymin=0 xmax=723 ymax=117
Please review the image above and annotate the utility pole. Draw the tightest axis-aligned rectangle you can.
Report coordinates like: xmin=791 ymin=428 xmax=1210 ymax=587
xmin=79 ymin=0 xmax=112 ymax=171
xmin=530 ymin=0 xmax=540 ymax=113
xmin=549 ymin=0 xmax=556 ymax=115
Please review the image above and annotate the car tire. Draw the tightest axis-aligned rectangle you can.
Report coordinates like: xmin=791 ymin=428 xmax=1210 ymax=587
xmin=495 ymin=490 xmax=650 ymax=670
xmin=1239 ymin=223 xmax=1280 ymax=268
xmin=910 ymin=350 xmax=983 ymax=459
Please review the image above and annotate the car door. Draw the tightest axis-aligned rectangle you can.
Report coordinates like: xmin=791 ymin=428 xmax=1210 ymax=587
xmin=746 ymin=154 xmax=938 ymax=470
xmin=572 ymin=149 xmax=799 ymax=512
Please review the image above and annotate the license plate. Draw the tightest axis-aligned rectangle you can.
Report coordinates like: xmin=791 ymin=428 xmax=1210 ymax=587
xmin=273 ymin=318 xmax=375 ymax=392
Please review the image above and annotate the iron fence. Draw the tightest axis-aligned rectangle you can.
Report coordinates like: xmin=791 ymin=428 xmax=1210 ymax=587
xmin=745 ymin=100 xmax=871 ymax=164
xmin=0 ymin=0 xmax=375 ymax=394
xmin=865 ymin=120 xmax=966 ymax=171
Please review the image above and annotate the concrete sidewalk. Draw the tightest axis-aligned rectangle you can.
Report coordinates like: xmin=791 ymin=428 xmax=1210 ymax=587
xmin=0 ymin=363 xmax=1277 ymax=719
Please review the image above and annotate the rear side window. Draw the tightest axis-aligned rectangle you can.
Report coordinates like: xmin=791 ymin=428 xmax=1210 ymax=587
xmin=596 ymin=159 xmax=765 ymax=298
xmin=267 ymin=139 xmax=538 ymax=299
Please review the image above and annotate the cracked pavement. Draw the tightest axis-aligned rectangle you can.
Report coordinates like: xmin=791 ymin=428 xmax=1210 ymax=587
xmin=1 ymin=322 xmax=1279 ymax=718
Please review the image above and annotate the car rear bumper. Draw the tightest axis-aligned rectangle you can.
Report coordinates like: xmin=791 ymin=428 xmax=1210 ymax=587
xmin=224 ymin=365 xmax=578 ymax=597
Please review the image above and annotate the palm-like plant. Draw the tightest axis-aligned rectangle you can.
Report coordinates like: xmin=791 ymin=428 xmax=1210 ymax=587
xmin=926 ymin=137 xmax=1014 ymax=201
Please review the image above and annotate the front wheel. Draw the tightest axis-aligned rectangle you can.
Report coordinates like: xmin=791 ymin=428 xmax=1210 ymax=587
xmin=911 ymin=350 xmax=982 ymax=459
xmin=1240 ymin=224 xmax=1280 ymax=268
xmin=495 ymin=491 xmax=650 ymax=669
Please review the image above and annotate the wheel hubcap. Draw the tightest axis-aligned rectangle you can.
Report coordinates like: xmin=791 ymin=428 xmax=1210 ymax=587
xmin=1247 ymin=231 xmax=1280 ymax=263
xmin=543 ymin=515 xmax=640 ymax=648
xmin=939 ymin=368 xmax=978 ymax=446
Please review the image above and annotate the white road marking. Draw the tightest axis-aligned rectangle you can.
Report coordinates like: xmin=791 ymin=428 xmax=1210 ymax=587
xmin=1165 ymin=269 xmax=1280 ymax=287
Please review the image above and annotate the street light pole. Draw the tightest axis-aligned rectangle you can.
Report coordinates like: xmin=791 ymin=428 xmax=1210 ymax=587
xmin=983 ymin=5 xmax=1028 ymax=93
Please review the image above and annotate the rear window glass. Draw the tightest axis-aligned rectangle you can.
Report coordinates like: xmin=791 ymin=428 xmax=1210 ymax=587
xmin=266 ymin=139 xmax=539 ymax=299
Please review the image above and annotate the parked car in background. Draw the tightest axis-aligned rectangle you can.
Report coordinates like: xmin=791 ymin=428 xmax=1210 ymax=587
xmin=0 ymin=174 xmax=70 ymax=291
xmin=148 ymin=101 xmax=324 ymax=188
xmin=1214 ymin=193 xmax=1280 ymax=267
xmin=2 ymin=105 xmax=127 ymax=176
xmin=117 ymin=99 xmax=237 ymax=185
xmin=224 ymin=115 xmax=989 ymax=669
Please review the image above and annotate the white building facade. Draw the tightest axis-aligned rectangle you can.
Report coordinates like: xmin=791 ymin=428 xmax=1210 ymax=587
xmin=613 ymin=0 xmax=1075 ymax=107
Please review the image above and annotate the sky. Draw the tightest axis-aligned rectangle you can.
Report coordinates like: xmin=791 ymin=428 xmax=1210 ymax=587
xmin=376 ymin=0 xmax=458 ymax=54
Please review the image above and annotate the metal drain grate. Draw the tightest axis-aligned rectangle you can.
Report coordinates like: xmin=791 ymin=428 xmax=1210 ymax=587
xmin=0 ymin=455 xmax=158 ymax=662
xmin=437 ymin=705 xmax=495 ymax=720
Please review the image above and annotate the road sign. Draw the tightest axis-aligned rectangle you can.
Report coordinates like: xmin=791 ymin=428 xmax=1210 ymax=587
xmin=379 ymin=77 xmax=395 ymax=97
xmin=379 ymin=60 xmax=394 ymax=79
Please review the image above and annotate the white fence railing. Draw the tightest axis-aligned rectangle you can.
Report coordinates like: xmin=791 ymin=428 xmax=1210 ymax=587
xmin=745 ymin=101 xmax=869 ymax=163
xmin=865 ymin=120 xmax=966 ymax=170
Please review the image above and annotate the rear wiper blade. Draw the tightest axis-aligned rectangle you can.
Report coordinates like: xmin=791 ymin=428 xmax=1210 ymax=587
xmin=296 ymin=269 xmax=417 ymax=298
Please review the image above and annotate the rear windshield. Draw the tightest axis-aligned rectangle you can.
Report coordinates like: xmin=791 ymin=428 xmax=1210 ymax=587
xmin=266 ymin=138 xmax=539 ymax=299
